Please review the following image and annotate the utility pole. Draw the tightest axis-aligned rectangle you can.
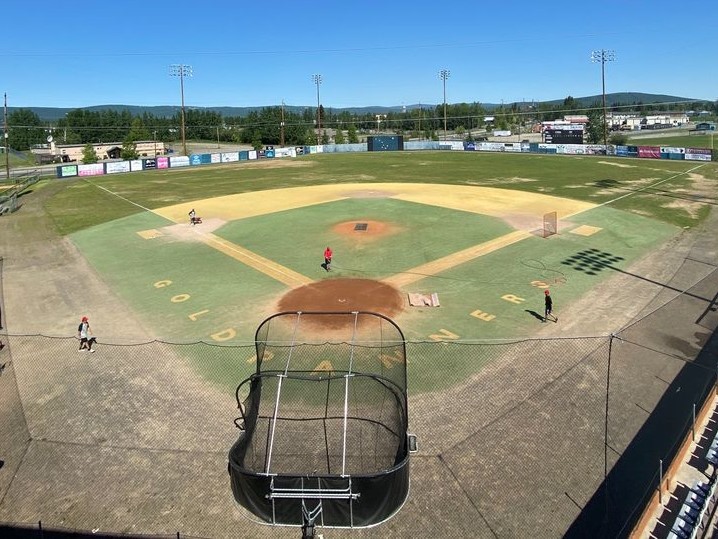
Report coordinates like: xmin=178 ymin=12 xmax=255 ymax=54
xmin=169 ymin=64 xmax=193 ymax=156
xmin=280 ymin=100 xmax=286 ymax=147
xmin=312 ymin=74 xmax=322 ymax=144
xmin=439 ymin=69 xmax=450 ymax=140
xmin=3 ymin=93 xmax=9 ymax=180
xmin=591 ymin=50 xmax=616 ymax=149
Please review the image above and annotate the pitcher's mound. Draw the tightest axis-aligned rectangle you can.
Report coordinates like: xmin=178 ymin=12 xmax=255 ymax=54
xmin=277 ymin=278 xmax=404 ymax=328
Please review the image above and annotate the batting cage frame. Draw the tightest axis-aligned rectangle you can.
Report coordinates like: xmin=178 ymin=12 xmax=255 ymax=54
xmin=228 ymin=311 xmax=414 ymax=536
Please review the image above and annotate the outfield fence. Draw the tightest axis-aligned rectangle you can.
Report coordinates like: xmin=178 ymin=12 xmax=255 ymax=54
xmin=0 ymin=268 xmax=716 ymax=538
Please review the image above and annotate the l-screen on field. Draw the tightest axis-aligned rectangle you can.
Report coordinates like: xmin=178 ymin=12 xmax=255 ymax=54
xmin=67 ymin=152 xmax=703 ymax=385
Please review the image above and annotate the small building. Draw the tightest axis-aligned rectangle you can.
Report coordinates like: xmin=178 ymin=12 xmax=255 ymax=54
xmin=31 ymin=140 xmax=168 ymax=163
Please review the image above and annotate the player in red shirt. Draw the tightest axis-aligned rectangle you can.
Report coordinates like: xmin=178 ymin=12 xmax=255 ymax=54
xmin=323 ymin=247 xmax=333 ymax=271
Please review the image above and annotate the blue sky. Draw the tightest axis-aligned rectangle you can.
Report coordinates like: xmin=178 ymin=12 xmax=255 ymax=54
xmin=3 ymin=0 xmax=715 ymax=109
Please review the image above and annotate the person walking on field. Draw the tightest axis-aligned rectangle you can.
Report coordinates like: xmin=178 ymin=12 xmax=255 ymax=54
xmin=323 ymin=246 xmax=333 ymax=272
xmin=544 ymin=290 xmax=557 ymax=322
xmin=77 ymin=316 xmax=95 ymax=352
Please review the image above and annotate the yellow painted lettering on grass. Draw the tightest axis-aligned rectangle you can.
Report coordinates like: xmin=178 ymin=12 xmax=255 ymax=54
xmin=154 ymin=280 xmax=172 ymax=288
xmin=429 ymin=329 xmax=460 ymax=342
xmin=502 ymin=294 xmax=525 ymax=304
xmin=531 ymin=280 xmax=550 ymax=289
xmin=188 ymin=309 xmax=210 ymax=321
xmin=313 ymin=360 xmax=334 ymax=374
xmin=212 ymin=328 xmax=236 ymax=341
xmin=379 ymin=352 xmax=403 ymax=369
xmin=470 ymin=310 xmax=496 ymax=322
xmin=247 ymin=350 xmax=275 ymax=364
xmin=170 ymin=294 xmax=190 ymax=303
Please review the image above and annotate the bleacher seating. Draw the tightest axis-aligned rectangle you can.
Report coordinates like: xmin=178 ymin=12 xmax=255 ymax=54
xmin=669 ymin=460 xmax=717 ymax=539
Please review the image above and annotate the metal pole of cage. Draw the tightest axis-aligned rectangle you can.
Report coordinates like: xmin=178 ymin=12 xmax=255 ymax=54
xmin=265 ymin=312 xmax=303 ymax=474
xmin=341 ymin=311 xmax=360 ymax=477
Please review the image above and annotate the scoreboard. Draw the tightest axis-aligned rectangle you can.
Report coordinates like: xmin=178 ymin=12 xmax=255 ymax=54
xmin=368 ymin=135 xmax=404 ymax=151
xmin=544 ymin=128 xmax=584 ymax=144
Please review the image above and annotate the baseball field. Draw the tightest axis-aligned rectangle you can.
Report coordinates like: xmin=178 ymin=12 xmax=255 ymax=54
xmin=53 ymin=151 xmax=711 ymax=388
xmin=1 ymin=149 xmax=717 ymax=538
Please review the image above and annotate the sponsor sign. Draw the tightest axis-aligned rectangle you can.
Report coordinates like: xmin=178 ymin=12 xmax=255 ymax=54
xmin=157 ymin=157 xmax=169 ymax=169
xmin=57 ymin=165 xmax=78 ymax=178
xmin=275 ymin=147 xmax=296 ymax=158
xmin=638 ymin=146 xmax=661 ymax=159
xmin=190 ymin=154 xmax=211 ymax=165
xmin=210 ymin=153 xmax=221 ymax=164
xmin=106 ymin=161 xmax=131 ymax=174
xmin=660 ymin=147 xmax=684 ymax=154
xmin=478 ymin=142 xmax=506 ymax=152
xmin=130 ymin=159 xmax=144 ymax=171
xmin=169 ymin=156 xmax=190 ymax=167
xmin=221 ymin=152 xmax=239 ymax=162
xmin=686 ymin=148 xmax=712 ymax=161
xmin=248 ymin=150 xmax=258 ymax=160
xmin=78 ymin=163 xmax=105 ymax=176
xmin=140 ymin=159 xmax=155 ymax=170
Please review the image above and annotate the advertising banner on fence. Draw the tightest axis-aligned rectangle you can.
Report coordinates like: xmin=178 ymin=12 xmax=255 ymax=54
xmin=211 ymin=153 xmax=221 ymax=164
xmin=190 ymin=154 xmax=211 ymax=166
xmin=660 ymin=147 xmax=685 ymax=160
xmin=616 ymin=145 xmax=639 ymax=157
xmin=130 ymin=159 xmax=144 ymax=171
xmin=169 ymin=156 xmax=190 ymax=167
xmin=57 ymin=165 xmax=78 ymax=178
xmin=686 ymin=148 xmax=712 ymax=161
xmin=275 ymin=147 xmax=296 ymax=158
xmin=157 ymin=157 xmax=169 ymax=169
xmin=248 ymin=150 xmax=258 ymax=160
xmin=106 ymin=161 xmax=131 ymax=174
xmin=221 ymin=152 xmax=239 ymax=162
xmin=638 ymin=146 xmax=661 ymax=159
xmin=78 ymin=163 xmax=105 ymax=176
xmin=140 ymin=159 xmax=154 ymax=170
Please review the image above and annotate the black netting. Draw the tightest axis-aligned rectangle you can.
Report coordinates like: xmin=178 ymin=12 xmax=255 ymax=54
xmin=1 ymin=270 xmax=716 ymax=538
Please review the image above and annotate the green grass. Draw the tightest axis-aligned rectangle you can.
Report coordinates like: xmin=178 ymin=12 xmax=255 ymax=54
xmin=45 ymin=152 xmax=718 ymax=235
xmin=8 ymin=150 xmax=716 ymax=394
xmin=627 ymin=133 xmax=716 ymax=149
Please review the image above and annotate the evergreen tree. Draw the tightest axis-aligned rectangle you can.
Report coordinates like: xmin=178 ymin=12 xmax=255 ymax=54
xmin=347 ymin=125 xmax=359 ymax=143
xmin=7 ymin=108 xmax=45 ymax=150
xmin=81 ymin=143 xmax=98 ymax=164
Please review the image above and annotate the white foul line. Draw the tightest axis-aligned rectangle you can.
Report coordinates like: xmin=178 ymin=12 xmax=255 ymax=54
xmin=597 ymin=163 xmax=708 ymax=208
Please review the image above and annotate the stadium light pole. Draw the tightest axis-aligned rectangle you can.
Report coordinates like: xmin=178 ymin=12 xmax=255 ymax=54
xmin=169 ymin=64 xmax=193 ymax=156
xmin=439 ymin=69 xmax=450 ymax=140
xmin=3 ymin=93 xmax=9 ymax=180
xmin=280 ymin=100 xmax=286 ymax=147
xmin=312 ymin=74 xmax=322 ymax=144
xmin=591 ymin=50 xmax=615 ymax=149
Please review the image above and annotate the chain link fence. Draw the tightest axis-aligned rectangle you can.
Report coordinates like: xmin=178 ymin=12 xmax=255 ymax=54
xmin=0 ymin=268 xmax=716 ymax=538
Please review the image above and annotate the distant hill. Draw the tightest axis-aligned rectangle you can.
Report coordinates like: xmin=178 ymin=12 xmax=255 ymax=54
xmin=8 ymin=92 xmax=705 ymax=121
xmin=540 ymin=92 xmax=698 ymax=107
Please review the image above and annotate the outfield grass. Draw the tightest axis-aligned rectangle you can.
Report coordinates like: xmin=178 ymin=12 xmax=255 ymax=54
xmin=58 ymin=150 xmax=715 ymax=392
xmin=45 ymin=152 xmax=718 ymax=236
xmin=627 ymin=133 xmax=716 ymax=149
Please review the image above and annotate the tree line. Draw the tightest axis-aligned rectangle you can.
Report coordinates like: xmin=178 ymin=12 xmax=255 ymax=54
xmin=5 ymin=97 xmax=716 ymax=152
